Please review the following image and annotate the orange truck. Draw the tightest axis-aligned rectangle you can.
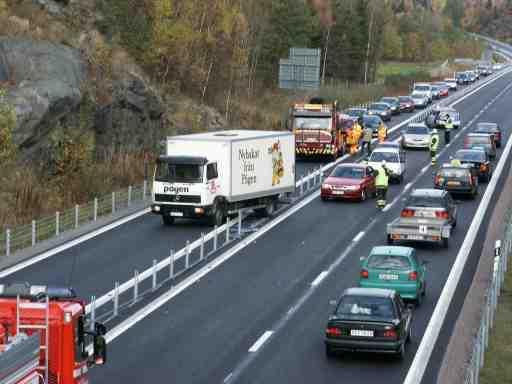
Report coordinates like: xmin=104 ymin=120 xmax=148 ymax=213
xmin=0 ymin=283 xmax=107 ymax=384
xmin=288 ymin=98 xmax=361 ymax=160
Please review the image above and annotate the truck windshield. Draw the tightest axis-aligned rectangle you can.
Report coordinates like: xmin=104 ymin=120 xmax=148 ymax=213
xmin=155 ymin=162 xmax=204 ymax=183
xmin=294 ymin=117 xmax=331 ymax=130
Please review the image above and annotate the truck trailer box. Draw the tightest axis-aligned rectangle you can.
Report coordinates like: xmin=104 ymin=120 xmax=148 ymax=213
xmin=152 ymin=130 xmax=295 ymax=225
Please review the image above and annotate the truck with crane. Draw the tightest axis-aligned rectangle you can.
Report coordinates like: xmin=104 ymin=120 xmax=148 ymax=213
xmin=0 ymin=283 xmax=107 ymax=384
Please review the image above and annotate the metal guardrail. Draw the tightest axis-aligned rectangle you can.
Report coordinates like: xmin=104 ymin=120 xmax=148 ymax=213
xmin=1 ymin=181 xmax=150 ymax=257
xmin=85 ymin=166 xmax=326 ymax=328
xmin=464 ymin=220 xmax=511 ymax=384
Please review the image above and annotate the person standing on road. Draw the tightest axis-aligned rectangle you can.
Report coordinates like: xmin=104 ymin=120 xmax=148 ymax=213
xmin=443 ymin=114 xmax=453 ymax=144
xmin=430 ymin=129 xmax=440 ymax=165
xmin=375 ymin=160 xmax=391 ymax=207
xmin=378 ymin=125 xmax=387 ymax=143
xmin=362 ymin=126 xmax=373 ymax=156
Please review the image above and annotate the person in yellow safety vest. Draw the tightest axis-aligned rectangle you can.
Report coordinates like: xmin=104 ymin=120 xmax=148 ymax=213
xmin=375 ymin=160 xmax=391 ymax=207
xmin=430 ymin=129 xmax=440 ymax=165
xmin=347 ymin=129 xmax=357 ymax=154
xmin=378 ymin=125 xmax=387 ymax=143
xmin=450 ymin=156 xmax=462 ymax=166
xmin=354 ymin=122 xmax=362 ymax=142
xmin=443 ymin=114 xmax=453 ymax=144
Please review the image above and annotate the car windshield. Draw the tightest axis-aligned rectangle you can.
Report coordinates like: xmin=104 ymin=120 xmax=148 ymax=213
xmin=347 ymin=109 xmax=364 ymax=117
xmin=406 ymin=125 xmax=429 ymax=134
xmin=411 ymin=94 xmax=424 ymax=99
xmin=431 ymin=86 xmax=440 ymax=91
xmin=370 ymin=151 xmax=399 ymax=163
xmin=399 ymin=97 xmax=411 ymax=102
xmin=155 ymin=162 xmax=204 ymax=183
xmin=371 ymin=104 xmax=387 ymax=110
xmin=467 ymin=136 xmax=491 ymax=145
xmin=438 ymin=168 xmax=470 ymax=178
xmin=414 ymin=85 xmax=430 ymax=92
xmin=381 ymin=98 xmax=396 ymax=104
xmin=407 ymin=195 xmax=443 ymax=208
xmin=363 ymin=116 xmax=380 ymax=126
xmin=456 ymin=150 xmax=485 ymax=162
xmin=368 ymin=254 xmax=411 ymax=270
xmin=445 ymin=79 xmax=455 ymax=82
xmin=294 ymin=117 xmax=331 ymax=130
xmin=331 ymin=166 xmax=365 ymax=179
xmin=336 ymin=295 xmax=395 ymax=320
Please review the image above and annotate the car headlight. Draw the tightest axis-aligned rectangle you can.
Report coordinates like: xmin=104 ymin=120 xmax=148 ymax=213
xmin=322 ymin=184 xmax=333 ymax=190
xmin=344 ymin=185 xmax=359 ymax=191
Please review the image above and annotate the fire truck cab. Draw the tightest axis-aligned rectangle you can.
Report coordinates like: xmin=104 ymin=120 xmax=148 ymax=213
xmin=288 ymin=99 xmax=345 ymax=160
xmin=0 ymin=283 xmax=107 ymax=384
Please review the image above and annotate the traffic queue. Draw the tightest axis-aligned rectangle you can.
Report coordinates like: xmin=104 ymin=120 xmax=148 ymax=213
xmin=322 ymin=66 xmax=505 ymax=360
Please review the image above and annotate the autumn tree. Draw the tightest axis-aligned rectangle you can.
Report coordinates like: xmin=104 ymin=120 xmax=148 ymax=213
xmin=0 ymin=88 xmax=16 ymax=166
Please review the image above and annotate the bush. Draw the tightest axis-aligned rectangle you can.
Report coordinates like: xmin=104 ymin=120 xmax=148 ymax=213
xmin=384 ymin=70 xmax=431 ymax=89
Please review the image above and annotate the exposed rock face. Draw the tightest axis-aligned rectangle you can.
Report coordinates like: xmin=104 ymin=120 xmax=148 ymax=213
xmin=0 ymin=37 xmax=85 ymax=152
xmin=94 ymin=74 xmax=167 ymax=151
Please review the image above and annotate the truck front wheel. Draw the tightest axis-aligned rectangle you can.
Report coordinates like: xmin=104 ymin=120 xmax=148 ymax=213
xmin=162 ymin=215 xmax=175 ymax=226
xmin=210 ymin=201 xmax=225 ymax=226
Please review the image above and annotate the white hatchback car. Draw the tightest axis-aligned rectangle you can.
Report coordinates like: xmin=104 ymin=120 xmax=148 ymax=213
xmin=367 ymin=147 xmax=406 ymax=183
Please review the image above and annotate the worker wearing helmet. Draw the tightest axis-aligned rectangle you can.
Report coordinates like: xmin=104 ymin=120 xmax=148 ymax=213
xmin=450 ymin=156 xmax=462 ymax=167
xmin=361 ymin=126 xmax=373 ymax=156
xmin=430 ymin=128 xmax=440 ymax=165
xmin=375 ymin=160 xmax=391 ymax=208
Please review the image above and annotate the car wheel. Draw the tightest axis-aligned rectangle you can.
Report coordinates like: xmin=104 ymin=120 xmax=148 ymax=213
xmin=398 ymin=174 xmax=404 ymax=184
xmin=387 ymin=235 xmax=394 ymax=245
xmin=452 ymin=217 xmax=457 ymax=228
xmin=325 ymin=345 xmax=336 ymax=358
xmin=321 ymin=195 xmax=328 ymax=202
xmin=486 ymin=173 xmax=491 ymax=183
xmin=415 ymin=291 xmax=423 ymax=307
xmin=360 ymin=189 xmax=367 ymax=202
xmin=442 ymin=238 xmax=449 ymax=248
xmin=397 ymin=343 xmax=406 ymax=359
xmin=407 ymin=326 xmax=413 ymax=344
xmin=162 ymin=215 xmax=174 ymax=226
xmin=422 ymin=281 xmax=427 ymax=296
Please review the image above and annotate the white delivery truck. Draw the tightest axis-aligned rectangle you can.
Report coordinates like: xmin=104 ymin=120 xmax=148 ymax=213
xmin=151 ymin=130 xmax=296 ymax=225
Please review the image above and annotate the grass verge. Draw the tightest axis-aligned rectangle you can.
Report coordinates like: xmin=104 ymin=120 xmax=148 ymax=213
xmin=479 ymin=255 xmax=512 ymax=383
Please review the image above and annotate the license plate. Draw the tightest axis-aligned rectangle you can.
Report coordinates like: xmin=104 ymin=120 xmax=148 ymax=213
xmin=419 ymin=225 xmax=428 ymax=234
xmin=447 ymin=181 xmax=460 ymax=186
xmin=332 ymin=191 xmax=344 ymax=195
xmin=170 ymin=212 xmax=183 ymax=217
xmin=408 ymin=234 xmax=424 ymax=240
xmin=379 ymin=273 xmax=399 ymax=280
xmin=350 ymin=329 xmax=374 ymax=337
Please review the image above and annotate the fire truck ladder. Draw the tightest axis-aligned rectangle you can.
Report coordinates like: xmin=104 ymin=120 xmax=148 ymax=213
xmin=16 ymin=294 xmax=50 ymax=384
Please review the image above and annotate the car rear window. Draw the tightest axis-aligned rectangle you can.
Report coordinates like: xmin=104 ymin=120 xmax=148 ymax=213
xmin=331 ymin=166 xmax=365 ymax=179
xmin=399 ymin=97 xmax=411 ymax=102
xmin=371 ymin=104 xmax=387 ymax=110
xmin=407 ymin=195 xmax=444 ymax=208
xmin=406 ymin=125 xmax=429 ymax=134
xmin=438 ymin=168 xmax=470 ymax=178
xmin=370 ymin=151 xmax=399 ymax=163
xmin=368 ymin=255 xmax=411 ymax=270
xmin=336 ymin=295 xmax=396 ymax=320
xmin=476 ymin=124 xmax=497 ymax=132
xmin=456 ymin=151 xmax=485 ymax=162
xmin=467 ymin=136 xmax=491 ymax=145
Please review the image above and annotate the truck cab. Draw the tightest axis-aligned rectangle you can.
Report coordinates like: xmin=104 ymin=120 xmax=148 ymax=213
xmin=0 ymin=283 xmax=107 ymax=384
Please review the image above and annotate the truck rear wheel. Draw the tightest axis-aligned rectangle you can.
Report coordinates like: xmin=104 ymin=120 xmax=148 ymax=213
xmin=255 ymin=199 xmax=277 ymax=218
xmin=162 ymin=215 xmax=175 ymax=226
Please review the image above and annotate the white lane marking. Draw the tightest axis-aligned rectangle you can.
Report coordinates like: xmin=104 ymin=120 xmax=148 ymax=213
xmin=223 ymin=373 xmax=233 ymax=383
xmin=104 ymin=190 xmax=321 ymax=344
xmin=404 ymin=182 xmax=412 ymax=191
xmin=311 ymin=271 xmax=329 ymax=286
xmin=352 ymin=231 xmax=365 ymax=243
xmin=422 ymin=165 xmax=430 ymax=173
xmin=0 ymin=208 xmax=150 ymax=278
xmin=404 ymin=91 xmax=512 ymax=384
xmin=382 ymin=204 xmax=392 ymax=212
xmin=248 ymin=331 xmax=273 ymax=353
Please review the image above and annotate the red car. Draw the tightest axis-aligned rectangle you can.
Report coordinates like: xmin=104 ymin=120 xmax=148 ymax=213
xmin=321 ymin=163 xmax=377 ymax=201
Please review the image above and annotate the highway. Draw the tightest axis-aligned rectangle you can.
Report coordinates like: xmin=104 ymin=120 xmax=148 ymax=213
xmin=1 ymin=88 xmax=437 ymax=300
xmin=82 ymin=69 xmax=512 ymax=382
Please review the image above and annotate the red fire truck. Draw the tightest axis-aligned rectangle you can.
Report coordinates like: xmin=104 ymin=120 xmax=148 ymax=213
xmin=288 ymin=98 xmax=346 ymax=160
xmin=0 ymin=283 xmax=107 ymax=384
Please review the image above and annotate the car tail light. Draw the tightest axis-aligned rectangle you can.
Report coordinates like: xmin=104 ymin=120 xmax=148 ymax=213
xmin=383 ymin=329 xmax=398 ymax=339
xmin=360 ymin=269 xmax=369 ymax=279
xmin=434 ymin=176 xmax=441 ymax=185
xmin=409 ymin=271 xmax=418 ymax=281
xmin=326 ymin=327 xmax=342 ymax=337
xmin=401 ymin=209 xmax=415 ymax=217
xmin=480 ymin=164 xmax=487 ymax=172
xmin=435 ymin=211 xmax=449 ymax=219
